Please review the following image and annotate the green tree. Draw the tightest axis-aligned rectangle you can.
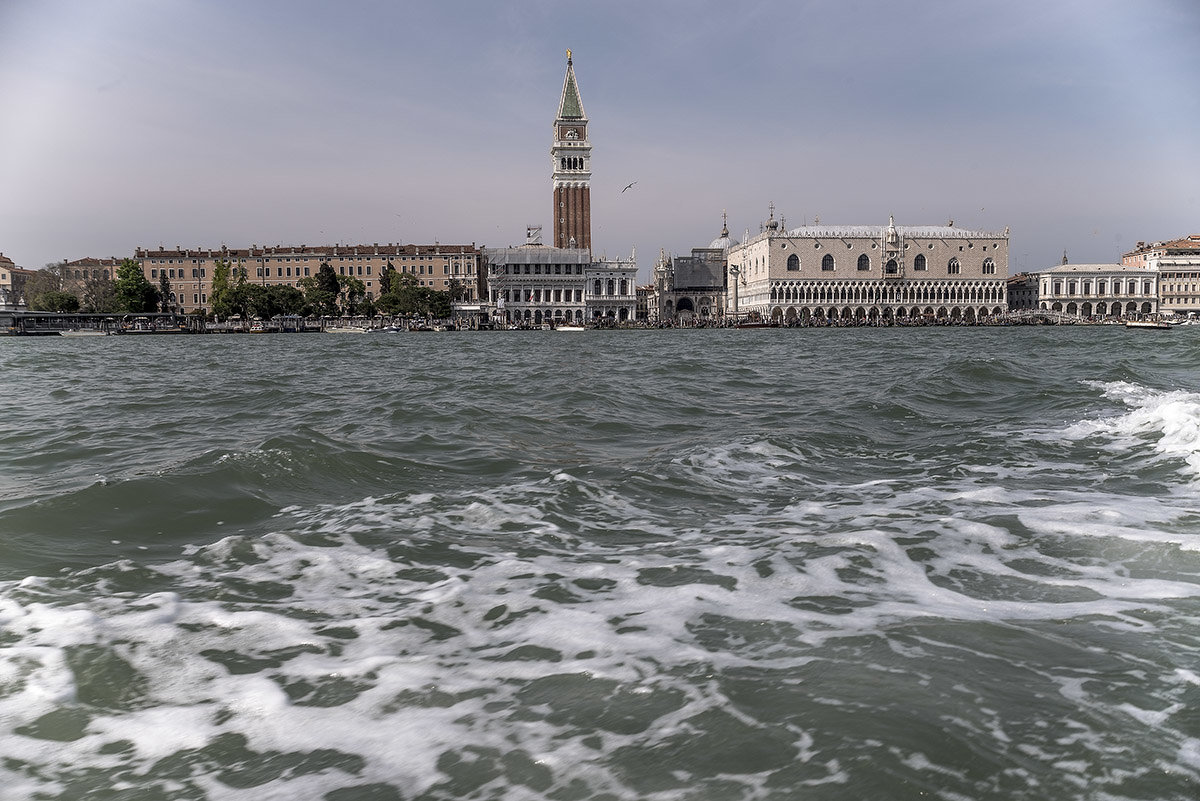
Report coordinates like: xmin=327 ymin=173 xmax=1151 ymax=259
xmin=446 ymin=278 xmax=467 ymax=303
xmin=316 ymin=262 xmax=340 ymax=295
xmin=337 ymin=274 xmax=367 ymax=315
xmin=269 ymin=284 xmax=306 ymax=316
xmin=209 ymin=259 xmax=242 ymax=320
xmin=113 ymin=259 xmax=158 ymax=313
xmin=81 ymin=275 xmax=118 ymax=313
xmin=30 ymin=290 xmax=80 ymax=312
xmin=300 ymin=272 xmax=339 ymax=317
xmin=22 ymin=263 xmax=72 ymax=309
xmin=426 ymin=290 xmax=452 ymax=319
xmin=375 ymin=290 xmax=404 ymax=316
xmin=158 ymin=271 xmax=173 ymax=313
xmin=380 ymin=262 xmax=397 ymax=296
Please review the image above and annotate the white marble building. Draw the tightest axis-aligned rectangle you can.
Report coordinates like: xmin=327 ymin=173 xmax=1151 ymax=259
xmin=1038 ymin=263 xmax=1157 ymax=317
xmin=726 ymin=212 xmax=1009 ymax=323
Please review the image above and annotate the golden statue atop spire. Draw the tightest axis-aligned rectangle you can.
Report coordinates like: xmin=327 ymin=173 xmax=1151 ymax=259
xmin=566 ymin=49 xmax=572 ymax=63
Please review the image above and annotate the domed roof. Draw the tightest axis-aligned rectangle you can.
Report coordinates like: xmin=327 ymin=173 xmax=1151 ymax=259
xmin=708 ymin=213 xmax=734 ymax=250
xmin=709 ymin=233 xmax=734 ymax=250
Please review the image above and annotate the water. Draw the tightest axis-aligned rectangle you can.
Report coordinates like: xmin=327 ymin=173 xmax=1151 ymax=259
xmin=2 ymin=328 xmax=1199 ymax=800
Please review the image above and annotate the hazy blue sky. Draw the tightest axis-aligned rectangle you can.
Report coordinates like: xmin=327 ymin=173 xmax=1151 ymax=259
xmin=2 ymin=0 xmax=1197 ymax=279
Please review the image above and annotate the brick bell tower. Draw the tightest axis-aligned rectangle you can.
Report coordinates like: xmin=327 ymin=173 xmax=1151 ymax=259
xmin=552 ymin=50 xmax=591 ymax=251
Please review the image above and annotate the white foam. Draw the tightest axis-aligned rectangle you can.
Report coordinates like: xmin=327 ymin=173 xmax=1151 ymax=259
xmin=1065 ymin=381 xmax=1200 ymax=480
xmin=4 ymin=444 xmax=1200 ymax=798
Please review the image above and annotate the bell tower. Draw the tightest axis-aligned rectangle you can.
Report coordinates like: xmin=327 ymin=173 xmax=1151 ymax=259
xmin=551 ymin=50 xmax=591 ymax=251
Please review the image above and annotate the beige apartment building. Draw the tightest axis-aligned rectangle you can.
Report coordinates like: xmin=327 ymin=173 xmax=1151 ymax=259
xmin=727 ymin=213 xmax=1009 ymax=323
xmin=134 ymin=243 xmax=483 ymax=315
xmin=1123 ymin=234 xmax=1200 ymax=318
xmin=1 ymin=252 xmax=30 ymax=309
xmin=1122 ymin=233 xmax=1200 ymax=267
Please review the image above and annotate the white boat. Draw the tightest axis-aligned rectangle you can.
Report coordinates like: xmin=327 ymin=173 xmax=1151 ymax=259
xmin=325 ymin=325 xmax=369 ymax=334
xmin=59 ymin=329 xmax=108 ymax=337
xmin=556 ymin=323 xmax=586 ymax=331
xmin=1125 ymin=320 xmax=1172 ymax=330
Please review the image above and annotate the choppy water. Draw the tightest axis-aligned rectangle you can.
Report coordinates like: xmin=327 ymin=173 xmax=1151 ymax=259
xmin=2 ymin=328 xmax=1199 ymax=801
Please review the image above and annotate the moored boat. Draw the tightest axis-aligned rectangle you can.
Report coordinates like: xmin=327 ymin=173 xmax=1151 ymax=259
xmin=59 ymin=329 xmax=109 ymax=337
xmin=1125 ymin=320 xmax=1172 ymax=330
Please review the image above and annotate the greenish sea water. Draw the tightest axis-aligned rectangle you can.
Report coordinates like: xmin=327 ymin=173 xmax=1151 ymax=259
xmin=2 ymin=328 xmax=1199 ymax=800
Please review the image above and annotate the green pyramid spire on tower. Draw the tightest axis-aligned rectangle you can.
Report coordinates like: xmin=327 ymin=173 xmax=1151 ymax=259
xmin=558 ymin=51 xmax=586 ymax=120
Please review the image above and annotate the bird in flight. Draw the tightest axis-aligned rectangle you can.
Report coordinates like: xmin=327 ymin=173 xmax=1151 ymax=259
xmin=622 ymin=181 xmax=637 ymax=193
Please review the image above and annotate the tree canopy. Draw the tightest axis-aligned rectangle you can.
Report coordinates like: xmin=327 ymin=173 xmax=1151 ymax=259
xmin=209 ymin=260 xmax=240 ymax=320
xmin=113 ymin=259 xmax=159 ymax=313
xmin=375 ymin=273 xmax=452 ymax=318
xmin=81 ymin=275 xmax=118 ymax=313
xmin=22 ymin=264 xmax=67 ymax=310
xmin=29 ymin=290 xmax=80 ymax=312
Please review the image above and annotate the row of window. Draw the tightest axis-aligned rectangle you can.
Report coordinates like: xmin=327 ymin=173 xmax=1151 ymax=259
xmin=150 ymin=268 xmax=207 ymax=278
xmin=506 ymin=289 xmax=585 ymax=303
xmin=150 ymin=255 xmax=470 ymax=265
xmin=498 ymin=264 xmax=585 ymax=275
xmin=150 ymin=263 xmax=462 ymax=281
xmin=501 ymin=279 xmax=631 ymax=301
xmin=769 ymin=283 xmax=1004 ymax=304
xmin=783 ymin=253 xmax=996 ymax=274
xmin=1045 ymin=280 xmax=1154 ymax=296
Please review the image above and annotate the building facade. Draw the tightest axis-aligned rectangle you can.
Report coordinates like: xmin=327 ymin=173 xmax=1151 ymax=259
xmin=552 ymin=52 xmax=591 ymax=251
xmin=652 ymin=218 xmax=731 ymax=324
xmin=1037 ymin=263 xmax=1157 ymax=317
xmin=1154 ymin=256 xmax=1200 ymax=318
xmin=586 ymin=256 xmax=637 ymax=322
xmin=1006 ymin=272 xmax=1040 ymax=311
xmin=132 ymin=243 xmax=482 ymax=315
xmin=726 ymin=214 xmax=1009 ymax=323
xmin=1122 ymin=233 xmax=1200 ymax=267
xmin=485 ymin=238 xmax=591 ymax=326
xmin=0 ymin=252 xmax=27 ymax=309
xmin=1123 ymin=235 xmax=1200 ymax=318
xmin=484 ymin=232 xmax=636 ymax=326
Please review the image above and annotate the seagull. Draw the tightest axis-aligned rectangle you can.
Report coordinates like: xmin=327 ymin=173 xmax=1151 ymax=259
xmin=622 ymin=181 xmax=637 ymax=193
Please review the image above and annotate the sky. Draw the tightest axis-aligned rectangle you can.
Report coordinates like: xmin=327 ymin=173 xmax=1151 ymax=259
xmin=1 ymin=0 xmax=1198 ymax=280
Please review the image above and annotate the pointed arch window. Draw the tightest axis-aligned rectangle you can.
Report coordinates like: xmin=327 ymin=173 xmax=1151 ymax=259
xmin=885 ymin=259 xmax=898 ymax=275
xmin=983 ymin=257 xmax=996 ymax=275
xmin=857 ymin=254 xmax=870 ymax=271
xmin=913 ymin=253 xmax=927 ymax=271
xmin=948 ymin=258 xmax=961 ymax=275
xmin=821 ymin=254 xmax=835 ymax=271
xmin=787 ymin=254 xmax=800 ymax=271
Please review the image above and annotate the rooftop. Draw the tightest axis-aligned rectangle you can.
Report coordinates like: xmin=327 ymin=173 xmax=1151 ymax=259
xmin=1042 ymin=263 xmax=1143 ymax=274
xmin=783 ymin=224 xmax=1008 ymax=240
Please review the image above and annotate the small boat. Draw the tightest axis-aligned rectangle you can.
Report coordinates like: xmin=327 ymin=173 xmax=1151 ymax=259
xmin=324 ymin=325 xmax=369 ymax=334
xmin=556 ymin=323 xmax=585 ymax=331
xmin=249 ymin=319 xmax=266 ymax=333
xmin=59 ymin=329 xmax=108 ymax=337
xmin=1125 ymin=320 xmax=1172 ymax=330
